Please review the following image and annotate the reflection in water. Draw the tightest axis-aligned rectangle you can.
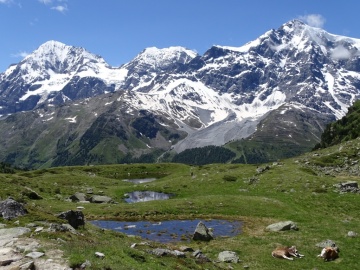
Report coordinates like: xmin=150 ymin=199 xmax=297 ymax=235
xmin=91 ymin=219 xmax=242 ymax=243
xmin=123 ymin=178 xmax=157 ymax=184
xmin=124 ymin=191 xmax=173 ymax=203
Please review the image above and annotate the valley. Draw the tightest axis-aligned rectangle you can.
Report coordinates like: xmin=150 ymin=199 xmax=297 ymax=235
xmin=0 ymin=139 xmax=359 ymax=269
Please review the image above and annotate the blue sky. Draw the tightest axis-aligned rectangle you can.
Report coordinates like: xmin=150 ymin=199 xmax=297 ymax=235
xmin=0 ymin=0 xmax=359 ymax=72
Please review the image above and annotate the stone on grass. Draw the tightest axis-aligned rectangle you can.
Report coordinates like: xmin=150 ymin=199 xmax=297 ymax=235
xmin=95 ymin=252 xmax=105 ymax=259
xmin=57 ymin=210 xmax=85 ymax=229
xmin=315 ymin=239 xmax=336 ymax=248
xmin=22 ymin=187 xmax=43 ymax=200
xmin=266 ymin=221 xmax=298 ymax=232
xmin=0 ymin=198 xmax=28 ymax=220
xmin=218 ymin=250 xmax=240 ymax=263
xmin=89 ymin=195 xmax=113 ymax=204
xmin=69 ymin=192 xmax=87 ymax=202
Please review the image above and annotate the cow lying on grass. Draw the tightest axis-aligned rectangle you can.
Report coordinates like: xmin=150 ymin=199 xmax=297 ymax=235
xmin=317 ymin=246 xmax=339 ymax=261
xmin=271 ymin=246 xmax=305 ymax=260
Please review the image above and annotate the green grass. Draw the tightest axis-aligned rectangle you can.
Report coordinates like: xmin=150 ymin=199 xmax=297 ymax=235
xmin=1 ymin=142 xmax=360 ymax=269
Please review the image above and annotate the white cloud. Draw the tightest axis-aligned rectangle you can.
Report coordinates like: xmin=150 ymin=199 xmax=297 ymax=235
xmin=0 ymin=0 xmax=12 ymax=4
xmin=331 ymin=45 xmax=351 ymax=60
xmin=11 ymin=51 xmax=29 ymax=58
xmin=299 ymin=14 xmax=326 ymax=28
xmin=51 ymin=4 xmax=67 ymax=13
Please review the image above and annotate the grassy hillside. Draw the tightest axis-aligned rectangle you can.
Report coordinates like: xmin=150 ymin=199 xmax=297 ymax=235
xmin=1 ymin=139 xmax=360 ymax=269
xmin=315 ymin=99 xmax=360 ymax=149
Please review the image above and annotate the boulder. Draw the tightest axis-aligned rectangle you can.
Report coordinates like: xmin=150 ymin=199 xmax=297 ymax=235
xmin=334 ymin=181 xmax=360 ymax=193
xmin=266 ymin=221 xmax=298 ymax=232
xmin=89 ymin=195 xmax=113 ymax=204
xmin=56 ymin=210 xmax=85 ymax=229
xmin=22 ymin=187 xmax=43 ymax=200
xmin=192 ymin=250 xmax=211 ymax=262
xmin=0 ymin=198 xmax=28 ymax=220
xmin=69 ymin=192 xmax=87 ymax=202
xmin=47 ymin=223 xmax=76 ymax=233
xmin=218 ymin=250 xmax=240 ymax=263
xmin=192 ymin=221 xmax=213 ymax=241
xmin=316 ymin=239 xmax=338 ymax=249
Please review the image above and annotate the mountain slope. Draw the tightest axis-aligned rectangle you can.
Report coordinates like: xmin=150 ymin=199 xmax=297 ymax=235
xmin=0 ymin=40 xmax=127 ymax=114
xmin=1 ymin=20 xmax=360 ymax=168
xmin=314 ymin=99 xmax=360 ymax=149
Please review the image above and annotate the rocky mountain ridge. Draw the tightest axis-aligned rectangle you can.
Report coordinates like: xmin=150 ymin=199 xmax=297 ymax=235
xmin=1 ymin=19 xmax=360 ymax=168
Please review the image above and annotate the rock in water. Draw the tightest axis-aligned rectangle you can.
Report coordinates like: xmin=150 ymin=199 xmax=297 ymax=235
xmin=192 ymin=221 xmax=213 ymax=241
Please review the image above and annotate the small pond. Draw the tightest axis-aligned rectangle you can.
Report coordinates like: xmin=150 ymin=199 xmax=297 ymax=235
xmin=91 ymin=219 xmax=242 ymax=243
xmin=123 ymin=178 xmax=157 ymax=184
xmin=124 ymin=191 xmax=174 ymax=203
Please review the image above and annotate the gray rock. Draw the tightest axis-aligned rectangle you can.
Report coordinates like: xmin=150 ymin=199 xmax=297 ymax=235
xmin=148 ymin=248 xmax=168 ymax=257
xmin=95 ymin=252 xmax=105 ymax=259
xmin=47 ymin=223 xmax=76 ymax=234
xmin=192 ymin=221 xmax=214 ymax=241
xmin=26 ymin=251 xmax=44 ymax=259
xmin=218 ymin=250 xmax=240 ymax=263
xmin=80 ymin=259 xmax=91 ymax=268
xmin=149 ymin=248 xmax=186 ymax=258
xmin=0 ymin=247 xmax=23 ymax=266
xmin=89 ymin=195 xmax=112 ymax=204
xmin=192 ymin=249 xmax=211 ymax=262
xmin=172 ymin=250 xmax=186 ymax=258
xmin=315 ymin=239 xmax=337 ymax=249
xmin=0 ymin=227 xmax=31 ymax=247
xmin=69 ymin=192 xmax=87 ymax=202
xmin=347 ymin=231 xmax=357 ymax=237
xmin=57 ymin=210 xmax=85 ymax=229
xmin=22 ymin=187 xmax=43 ymax=200
xmin=178 ymin=246 xmax=194 ymax=252
xmin=266 ymin=221 xmax=298 ymax=232
xmin=0 ymin=198 xmax=28 ymax=220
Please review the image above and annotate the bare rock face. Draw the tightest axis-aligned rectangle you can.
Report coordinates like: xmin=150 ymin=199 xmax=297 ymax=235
xmin=0 ymin=198 xmax=28 ymax=220
xmin=192 ymin=221 xmax=213 ymax=241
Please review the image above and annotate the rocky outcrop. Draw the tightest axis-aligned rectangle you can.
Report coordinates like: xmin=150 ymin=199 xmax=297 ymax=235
xmin=333 ymin=181 xmax=360 ymax=193
xmin=0 ymin=226 xmax=68 ymax=269
xmin=0 ymin=198 xmax=28 ymax=220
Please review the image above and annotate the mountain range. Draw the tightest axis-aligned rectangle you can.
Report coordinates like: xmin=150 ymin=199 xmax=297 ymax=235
xmin=1 ymin=19 xmax=360 ymax=169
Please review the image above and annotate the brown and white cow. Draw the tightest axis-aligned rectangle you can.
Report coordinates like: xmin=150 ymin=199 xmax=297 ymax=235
xmin=317 ymin=246 xmax=339 ymax=261
xmin=271 ymin=246 xmax=305 ymax=260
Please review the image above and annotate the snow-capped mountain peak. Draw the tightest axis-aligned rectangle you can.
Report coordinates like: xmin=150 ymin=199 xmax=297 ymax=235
xmin=20 ymin=40 xmax=107 ymax=76
xmin=124 ymin=46 xmax=197 ymax=72
xmin=0 ymin=40 xmax=127 ymax=111
xmin=2 ymin=19 xmax=360 ymax=164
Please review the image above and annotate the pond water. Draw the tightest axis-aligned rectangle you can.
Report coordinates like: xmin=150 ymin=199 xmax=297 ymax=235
xmin=123 ymin=178 xmax=157 ymax=184
xmin=91 ymin=219 xmax=242 ymax=243
xmin=124 ymin=191 xmax=174 ymax=203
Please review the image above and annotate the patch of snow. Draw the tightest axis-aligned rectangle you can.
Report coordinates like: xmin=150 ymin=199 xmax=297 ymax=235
xmin=65 ymin=116 xmax=77 ymax=123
